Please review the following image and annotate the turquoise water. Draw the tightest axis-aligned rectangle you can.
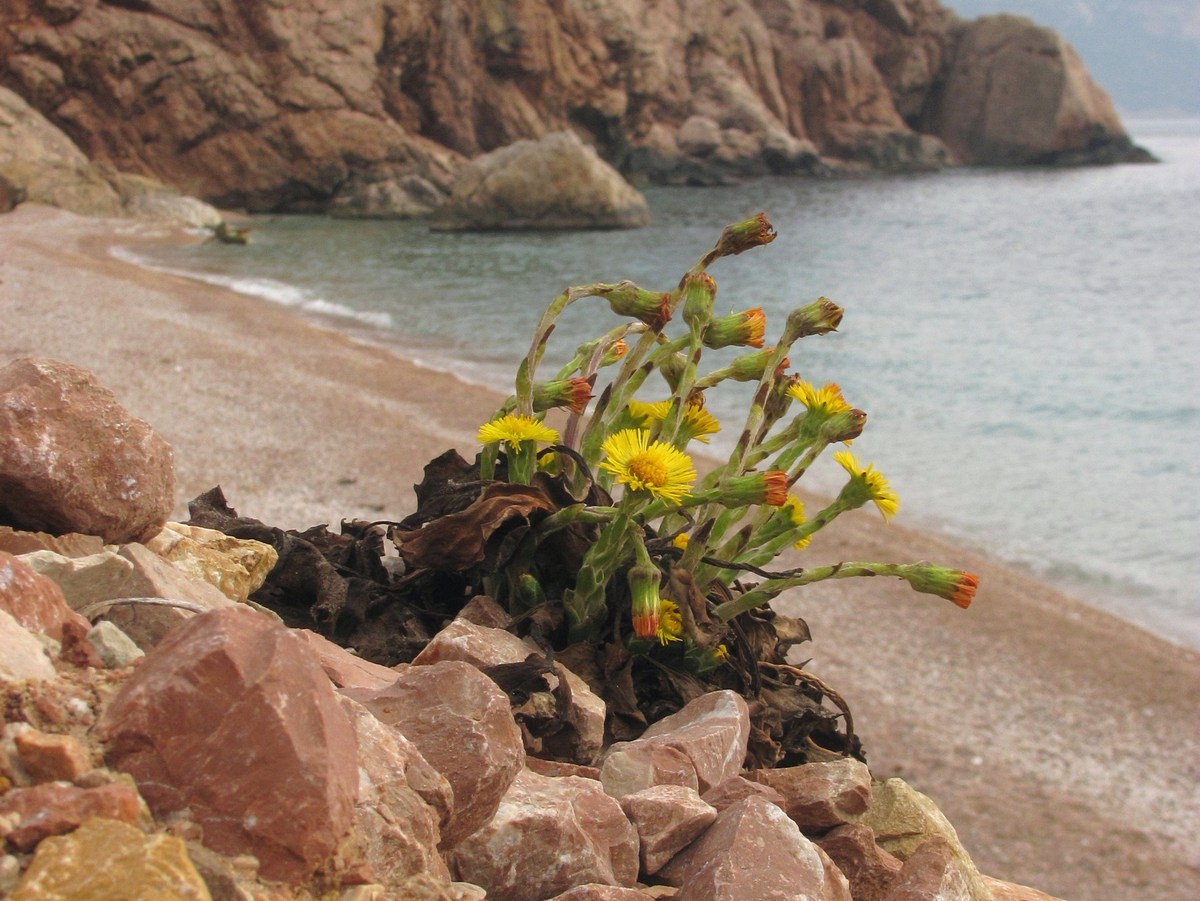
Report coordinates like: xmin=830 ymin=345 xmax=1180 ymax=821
xmin=125 ymin=121 xmax=1200 ymax=649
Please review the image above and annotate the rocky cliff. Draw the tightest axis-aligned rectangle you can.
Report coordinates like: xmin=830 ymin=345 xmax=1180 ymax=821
xmin=0 ymin=0 xmax=1150 ymax=216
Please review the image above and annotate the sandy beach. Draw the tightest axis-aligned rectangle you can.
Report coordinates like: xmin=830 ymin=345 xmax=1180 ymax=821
xmin=2 ymin=204 xmax=1197 ymax=900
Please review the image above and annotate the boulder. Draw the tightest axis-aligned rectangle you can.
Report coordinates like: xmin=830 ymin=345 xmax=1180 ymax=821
xmin=0 ymin=780 xmax=144 ymax=851
xmin=448 ymin=767 xmax=639 ymax=900
xmin=432 ymin=131 xmax=650 ymax=231
xmin=292 ymin=628 xmax=404 ymax=691
xmin=599 ymin=739 xmax=700 ymax=800
xmin=0 ymin=551 xmax=91 ymax=641
xmin=98 ymin=606 xmax=359 ymax=882
xmin=339 ymin=695 xmax=453 ymax=887
xmin=885 ymin=836 xmax=974 ymax=900
xmin=619 ymin=784 xmax=718 ymax=875
xmin=746 ymin=757 xmax=873 ymax=831
xmin=0 ymin=358 xmax=174 ymax=545
xmin=0 ymin=608 xmax=57 ymax=682
xmin=926 ymin=15 xmax=1151 ymax=165
xmin=342 ymin=659 xmax=525 ymax=847
xmin=0 ymin=526 xmax=107 ymax=558
xmin=7 ymin=817 xmax=211 ymax=900
xmin=658 ymin=796 xmax=851 ymax=900
xmin=700 ymin=774 xmax=787 ymax=813
xmin=817 ymin=823 xmax=904 ymax=901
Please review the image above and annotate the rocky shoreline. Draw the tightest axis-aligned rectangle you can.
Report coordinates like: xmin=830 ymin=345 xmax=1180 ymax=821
xmin=0 ymin=356 xmax=1059 ymax=900
xmin=1 ymin=1 xmax=1153 ymax=223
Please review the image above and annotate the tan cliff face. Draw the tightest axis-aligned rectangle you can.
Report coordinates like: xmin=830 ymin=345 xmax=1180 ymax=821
xmin=0 ymin=0 xmax=1149 ymax=215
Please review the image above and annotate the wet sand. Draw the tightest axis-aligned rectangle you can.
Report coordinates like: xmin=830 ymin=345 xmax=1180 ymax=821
xmin=2 ymin=204 xmax=1197 ymax=900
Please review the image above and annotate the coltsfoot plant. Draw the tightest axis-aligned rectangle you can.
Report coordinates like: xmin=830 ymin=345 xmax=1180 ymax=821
xmin=391 ymin=213 xmax=978 ymax=764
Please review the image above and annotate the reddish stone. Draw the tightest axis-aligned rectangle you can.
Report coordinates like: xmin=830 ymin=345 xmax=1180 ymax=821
xmin=0 ymin=358 xmax=174 ymax=544
xmin=449 ymin=768 xmax=639 ymax=900
xmin=983 ymin=875 xmax=1066 ymax=900
xmin=637 ymin=691 xmax=750 ymax=793
xmin=600 ymin=740 xmax=699 ymax=799
xmin=746 ymin=758 xmax=872 ymax=830
xmin=457 ymin=594 xmax=513 ymax=628
xmin=817 ymin=823 xmax=904 ymax=901
xmin=0 ymin=608 xmax=57 ymax=682
xmin=98 ymin=606 xmax=359 ymax=882
xmin=343 ymin=659 xmax=525 ymax=847
xmin=58 ymin=616 xmax=105 ymax=668
xmin=526 ymin=757 xmax=601 ymax=780
xmin=619 ymin=784 xmax=717 ymax=875
xmin=13 ymin=728 xmax=93 ymax=783
xmin=0 ymin=780 xmax=143 ymax=850
xmin=0 ymin=527 xmax=106 ymax=558
xmin=884 ymin=836 xmax=971 ymax=900
xmin=292 ymin=628 xmax=404 ymax=691
xmin=701 ymin=774 xmax=787 ymax=813
xmin=548 ymin=887 xmax=651 ymax=900
xmin=0 ymin=551 xmax=90 ymax=641
xmin=658 ymin=796 xmax=851 ymax=900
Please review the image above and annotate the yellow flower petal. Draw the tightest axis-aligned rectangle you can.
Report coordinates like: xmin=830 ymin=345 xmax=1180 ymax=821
xmin=477 ymin=414 xmax=559 ymax=449
xmin=834 ymin=450 xmax=899 ymax=521
xmin=599 ymin=429 xmax=696 ymax=504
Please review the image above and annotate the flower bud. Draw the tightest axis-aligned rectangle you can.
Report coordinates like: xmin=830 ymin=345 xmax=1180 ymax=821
xmin=601 ymin=280 xmax=672 ymax=330
xmin=786 ymin=297 xmax=844 ymax=338
xmin=600 ymin=339 xmax=628 ymax=367
xmin=703 ymin=307 xmax=766 ymax=349
xmin=681 ymin=272 xmax=717 ymax=329
xmin=708 ymin=212 xmax=777 ymax=261
xmin=533 ymin=377 xmax=593 ymax=415
xmin=628 ymin=561 xmax=664 ymax=640
xmin=902 ymin=565 xmax=980 ymax=609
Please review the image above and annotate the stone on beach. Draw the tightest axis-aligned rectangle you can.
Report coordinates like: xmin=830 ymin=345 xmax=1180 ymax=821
xmin=16 ymin=549 xmax=134 ymax=613
xmin=745 ymin=757 xmax=873 ymax=831
xmin=0 ymin=551 xmax=91 ymax=641
xmin=0 ymin=608 xmax=57 ymax=682
xmin=447 ymin=767 xmax=639 ymax=900
xmin=0 ymin=779 xmax=144 ymax=850
xmin=0 ymin=357 xmax=174 ymax=545
xmin=618 ymin=784 xmax=718 ymax=875
xmin=432 ymin=131 xmax=650 ymax=231
xmin=144 ymin=521 xmax=278 ymax=602
xmin=98 ymin=605 xmax=359 ymax=882
xmin=342 ymin=659 xmax=525 ymax=847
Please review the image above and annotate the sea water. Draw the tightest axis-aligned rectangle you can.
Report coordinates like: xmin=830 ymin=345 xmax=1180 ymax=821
xmin=124 ymin=119 xmax=1200 ymax=650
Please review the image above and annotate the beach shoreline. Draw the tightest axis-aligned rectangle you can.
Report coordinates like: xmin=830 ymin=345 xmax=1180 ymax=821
xmin=3 ymin=204 xmax=1198 ymax=899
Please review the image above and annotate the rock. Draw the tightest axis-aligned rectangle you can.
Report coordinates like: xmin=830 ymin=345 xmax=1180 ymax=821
xmin=0 ymin=608 xmax=56 ymax=682
xmin=619 ymin=784 xmax=718 ymax=875
xmin=293 ymin=628 xmax=404 ymax=691
xmin=17 ymin=549 xmax=134 ymax=612
xmin=85 ymin=620 xmax=145 ymax=668
xmin=746 ymin=758 xmax=873 ymax=831
xmin=885 ymin=836 xmax=974 ymax=900
xmin=658 ymin=796 xmax=851 ymax=900
xmin=415 ymin=614 xmax=607 ymax=765
xmin=12 ymin=727 xmax=93 ymax=783
xmin=0 ymin=358 xmax=174 ymax=545
xmin=457 ymin=594 xmax=514 ymax=629
xmin=926 ymin=15 xmax=1150 ymax=166
xmin=97 ymin=543 xmax=234 ymax=649
xmin=98 ymin=606 xmax=359 ymax=882
xmin=0 ymin=780 xmax=145 ymax=850
xmin=57 ymin=616 xmax=105 ymax=669
xmin=0 ymin=527 xmax=106 ymax=558
xmin=7 ymin=817 xmax=211 ymax=900
xmin=549 ymin=887 xmax=651 ymax=900
xmin=0 ymin=86 xmax=122 ymax=216
xmin=144 ymin=522 xmax=278 ymax=602
xmin=432 ymin=131 xmax=650 ymax=231
xmin=525 ymin=757 xmax=601 ymax=781
xmin=817 ymin=823 xmax=904 ymax=901
xmin=982 ymin=875 xmax=1065 ymax=900
xmin=338 ymin=695 xmax=453 ymax=887
xmin=110 ymin=171 xmax=225 ymax=227
xmin=700 ymin=774 xmax=787 ymax=813
xmin=342 ymin=659 xmax=525 ymax=847
xmin=677 ymin=116 xmax=722 ymax=157
xmin=0 ymin=551 xmax=91 ymax=641
xmin=855 ymin=778 xmax=991 ymax=901
xmin=448 ymin=767 xmax=639 ymax=900
xmin=624 ymin=690 xmax=750 ymax=794
xmin=599 ymin=739 xmax=700 ymax=800
xmin=329 ymin=171 xmax=447 ymax=218
xmin=0 ymin=170 xmax=25 ymax=212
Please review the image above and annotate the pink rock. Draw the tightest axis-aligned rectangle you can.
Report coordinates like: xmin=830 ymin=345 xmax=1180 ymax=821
xmin=0 ymin=527 xmax=106 ymax=558
xmin=817 ymin=823 xmax=904 ymax=901
xmin=746 ymin=757 xmax=872 ymax=830
xmin=96 ymin=542 xmax=234 ymax=649
xmin=619 ymin=784 xmax=718 ymax=875
xmin=293 ymin=628 xmax=405 ymax=691
xmin=338 ymin=695 xmax=453 ymax=886
xmin=457 ymin=594 xmax=513 ymax=628
xmin=526 ymin=757 xmax=601 ymax=780
xmin=98 ymin=605 xmax=359 ymax=882
xmin=0 ymin=608 xmax=57 ymax=682
xmin=0 ymin=780 xmax=143 ymax=851
xmin=548 ymin=887 xmax=651 ymax=900
xmin=343 ymin=659 xmax=525 ymax=847
xmin=983 ymin=875 xmax=1066 ymax=901
xmin=448 ymin=768 xmax=639 ymax=900
xmin=0 ymin=551 xmax=90 ymax=641
xmin=883 ymin=836 xmax=971 ymax=900
xmin=603 ymin=690 xmax=749 ymax=797
xmin=600 ymin=740 xmax=699 ymax=799
xmin=12 ymin=728 xmax=93 ymax=783
xmin=701 ymin=774 xmax=787 ymax=813
xmin=0 ymin=358 xmax=174 ymax=544
xmin=658 ymin=796 xmax=851 ymax=900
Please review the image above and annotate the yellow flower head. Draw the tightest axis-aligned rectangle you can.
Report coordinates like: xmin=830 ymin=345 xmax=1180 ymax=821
xmin=626 ymin=398 xmax=721 ymax=444
xmin=657 ymin=598 xmax=684 ymax=645
xmin=834 ymin=450 xmax=899 ymax=521
xmin=600 ymin=429 xmax=696 ymax=504
xmin=787 ymin=380 xmax=852 ymax=416
xmin=780 ymin=495 xmax=813 ymax=549
xmin=672 ymin=532 xmax=690 ymax=551
xmin=477 ymin=414 xmax=559 ymax=450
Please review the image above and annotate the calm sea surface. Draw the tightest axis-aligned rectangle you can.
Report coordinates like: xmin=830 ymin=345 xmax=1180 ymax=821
xmin=125 ymin=119 xmax=1200 ymax=650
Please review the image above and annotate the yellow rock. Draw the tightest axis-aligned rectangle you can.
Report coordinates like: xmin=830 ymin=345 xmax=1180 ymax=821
xmin=145 ymin=521 xmax=278 ymax=602
xmin=10 ymin=817 xmax=212 ymax=900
